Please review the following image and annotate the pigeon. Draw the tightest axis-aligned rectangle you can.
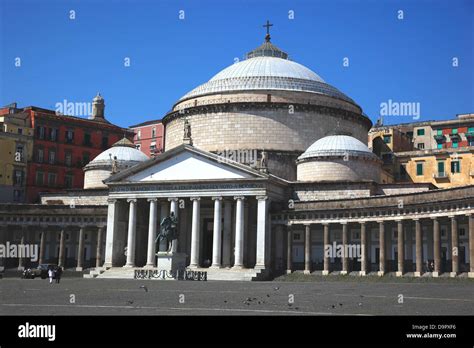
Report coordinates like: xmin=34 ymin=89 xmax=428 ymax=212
xmin=246 ymin=297 xmax=252 ymax=302
xmin=288 ymin=303 xmax=293 ymax=307
xmin=266 ymin=294 xmax=270 ymax=298
xmin=339 ymin=303 xmax=343 ymax=306
xmin=295 ymin=307 xmax=299 ymax=310
xmin=358 ymin=303 xmax=362 ymax=306
xmin=274 ymin=287 xmax=280 ymax=291
xmin=140 ymin=285 xmax=148 ymax=292
xmin=224 ymin=300 xmax=227 ymax=303
xmin=127 ymin=300 xmax=134 ymax=305
xmin=331 ymin=305 xmax=335 ymax=309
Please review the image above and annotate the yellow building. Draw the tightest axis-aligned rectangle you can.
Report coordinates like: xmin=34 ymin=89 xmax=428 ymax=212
xmin=395 ymin=148 xmax=474 ymax=188
xmin=0 ymin=107 xmax=34 ymax=202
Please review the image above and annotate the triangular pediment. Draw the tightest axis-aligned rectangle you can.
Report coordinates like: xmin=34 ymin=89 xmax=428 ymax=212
xmin=105 ymin=145 xmax=267 ymax=183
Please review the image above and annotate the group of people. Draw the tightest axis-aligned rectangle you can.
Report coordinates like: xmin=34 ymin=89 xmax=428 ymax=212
xmin=48 ymin=267 xmax=63 ymax=284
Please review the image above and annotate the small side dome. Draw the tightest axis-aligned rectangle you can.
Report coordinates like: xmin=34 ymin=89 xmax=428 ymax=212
xmin=83 ymin=137 xmax=148 ymax=189
xmin=297 ymin=135 xmax=382 ymax=183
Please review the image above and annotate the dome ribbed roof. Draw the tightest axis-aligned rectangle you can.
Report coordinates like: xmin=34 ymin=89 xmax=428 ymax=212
xmin=178 ymin=40 xmax=355 ymax=104
xmin=89 ymin=138 xmax=149 ymax=164
xmin=298 ymin=135 xmax=377 ymax=160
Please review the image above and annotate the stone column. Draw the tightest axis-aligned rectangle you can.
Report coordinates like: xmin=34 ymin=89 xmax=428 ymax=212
xmin=124 ymin=198 xmax=137 ymax=267
xmin=396 ymin=220 xmax=404 ymax=276
xmin=211 ymin=197 xmax=223 ymax=268
xmin=360 ymin=222 xmax=367 ymax=276
xmin=414 ymin=219 xmax=423 ymax=277
xmin=233 ymin=196 xmax=245 ymax=269
xmin=159 ymin=201 xmax=169 ymax=252
xmin=96 ymin=227 xmax=103 ymax=268
xmin=222 ymin=200 xmax=232 ymax=267
xmin=378 ymin=221 xmax=385 ymax=276
xmin=468 ymin=214 xmax=474 ymax=278
xmin=304 ymin=224 xmax=311 ymax=274
xmin=18 ymin=233 xmax=26 ymax=270
xmin=323 ymin=223 xmax=330 ymax=275
xmin=58 ymin=229 xmax=66 ymax=268
xmin=146 ymin=198 xmax=158 ymax=267
xmin=255 ymin=196 xmax=269 ymax=269
xmin=432 ymin=217 xmax=441 ymax=277
xmin=76 ymin=227 xmax=85 ymax=271
xmin=104 ymin=199 xmax=119 ymax=268
xmin=286 ymin=225 xmax=293 ymax=274
xmin=38 ymin=229 xmax=46 ymax=265
xmin=189 ymin=197 xmax=201 ymax=268
xmin=450 ymin=216 xmax=459 ymax=276
xmin=169 ymin=198 xmax=179 ymax=253
xmin=341 ymin=222 xmax=349 ymax=275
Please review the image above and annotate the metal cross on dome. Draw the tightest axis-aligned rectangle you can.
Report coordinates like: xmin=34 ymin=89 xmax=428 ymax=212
xmin=263 ymin=20 xmax=273 ymax=42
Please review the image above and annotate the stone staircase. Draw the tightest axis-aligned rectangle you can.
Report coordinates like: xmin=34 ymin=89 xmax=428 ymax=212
xmin=85 ymin=267 xmax=270 ymax=281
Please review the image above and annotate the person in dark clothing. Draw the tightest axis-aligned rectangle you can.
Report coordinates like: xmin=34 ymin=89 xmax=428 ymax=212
xmin=55 ymin=267 xmax=62 ymax=283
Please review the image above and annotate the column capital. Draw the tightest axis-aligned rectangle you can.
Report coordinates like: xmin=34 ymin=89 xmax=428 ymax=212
xmin=340 ymin=220 xmax=348 ymax=225
xmin=127 ymin=198 xmax=137 ymax=203
xmin=147 ymin=198 xmax=158 ymax=203
xmin=107 ymin=198 xmax=117 ymax=204
xmin=256 ymin=195 xmax=268 ymax=201
xmin=322 ymin=222 xmax=330 ymax=226
xmin=234 ymin=196 xmax=245 ymax=201
xmin=465 ymin=213 xmax=473 ymax=218
xmin=359 ymin=221 xmax=366 ymax=225
xmin=211 ymin=196 xmax=223 ymax=201
xmin=449 ymin=215 xmax=456 ymax=220
xmin=430 ymin=217 xmax=439 ymax=221
xmin=303 ymin=223 xmax=311 ymax=227
xmin=190 ymin=197 xmax=201 ymax=201
xmin=376 ymin=220 xmax=384 ymax=224
xmin=168 ymin=197 xmax=179 ymax=202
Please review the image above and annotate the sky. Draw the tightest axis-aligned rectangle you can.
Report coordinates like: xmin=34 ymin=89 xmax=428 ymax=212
xmin=0 ymin=0 xmax=473 ymax=128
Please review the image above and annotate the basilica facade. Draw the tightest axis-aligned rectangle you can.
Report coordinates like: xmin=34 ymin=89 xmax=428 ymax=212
xmin=1 ymin=34 xmax=472 ymax=280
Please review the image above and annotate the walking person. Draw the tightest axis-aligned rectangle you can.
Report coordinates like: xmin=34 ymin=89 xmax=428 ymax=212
xmin=48 ymin=268 xmax=54 ymax=284
xmin=55 ymin=266 xmax=62 ymax=284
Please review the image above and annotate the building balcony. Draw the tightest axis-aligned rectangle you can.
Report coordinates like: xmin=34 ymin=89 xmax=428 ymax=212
xmin=466 ymin=132 xmax=474 ymax=139
xmin=433 ymin=134 xmax=445 ymax=142
xmin=449 ymin=133 xmax=460 ymax=141
xmin=433 ymin=172 xmax=449 ymax=179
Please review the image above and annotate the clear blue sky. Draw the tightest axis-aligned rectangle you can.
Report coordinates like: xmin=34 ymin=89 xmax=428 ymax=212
xmin=1 ymin=0 xmax=473 ymax=128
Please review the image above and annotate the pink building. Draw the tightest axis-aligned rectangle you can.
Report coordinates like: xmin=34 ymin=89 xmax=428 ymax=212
xmin=129 ymin=119 xmax=164 ymax=158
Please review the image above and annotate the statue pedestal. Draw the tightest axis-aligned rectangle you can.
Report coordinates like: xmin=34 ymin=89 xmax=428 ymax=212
xmin=156 ymin=252 xmax=187 ymax=272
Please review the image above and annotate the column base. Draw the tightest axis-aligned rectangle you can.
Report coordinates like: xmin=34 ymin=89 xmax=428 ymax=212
xmin=286 ymin=269 xmax=293 ymax=274
xmin=210 ymin=265 xmax=223 ymax=269
xmin=359 ymin=271 xmax=367 ymax=276
xmin=103 ymin=262 xmax=112 ymax=268
xmin=143 ymin=264 xmax=155 ymax=269
xmin=432 ymin=271 xmax=440 ymax=277
xmin=188 ymin=264 xmax=199 ymax=269
xmin=231 ymin=265 xmax=244 ymax=270
xmin=18 ymin=266 xmax=25 ymax=271
xmin=377 ymin=271 xmax=385 ymax=276
xmin=322 ymin=270 xmax=329 ymax=275
xmin=468 ymin=272 xmax=474 ymax=278
xmin=340 ymin=271 xmax=348 ymax=275
xmin=303 ymin=270 xmax=311 ymax=275
xmin=396 ymin=271 xmax=404 ymax=277
xmin=449 ymin=272 xmax=458 ymax=278
xmin=123 ymin=264 xmax=135 ymax=268
xmin=414 ymin=272 xmax=422 ymax=277
xmin=75 ymin=267 xmax=83 ymax=271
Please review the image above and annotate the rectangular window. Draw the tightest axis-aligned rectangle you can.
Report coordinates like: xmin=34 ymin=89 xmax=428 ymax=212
xmin=452 ymin=141 xmax=458 ymax=148
xmin=417 ymin=129 xmax=425 ymax=136
xmin=83 ymin=152 xmax=90 ymax=165
xmin=47 ymin=173 xmax=56 ymax=186
xmin=37 ymin=148 xmax=44 ymax=163
xmin=451 ymin=161 xmax=461 ymax=173
xmin=18 ymin=128 xmax=23 ymax=135
xmin=101 ymin=136 xmax=109 ymax=149
xmin=417 ymin=143 xmax=425 ymax=150
xmin=437 ymin=143 xmax=443 ymax=149
xmin=83 ymin=132 xmax=92 ymax=146
xmin=65 ymin=130 xmax=74 ymax=143
xmin=36 ymin=171 xmax=44 ymax=185
xmin=452 ymin=128 xmax=458 ymax=134
xmin=137 ymin=130 xmax=141 ymax=140
xmin=152 ymin=127 xmax=156 ymax=138
xmin=437 ymin=129 xmax=443 ymax=136
xmin=14 ymin=170 xmax=23 ymax=185
xmin=36 ymin=126 xmax=45 ymax=139
xmin=65 ymin=152 xmax=72 ymax=167
xmin=65 ymin=175 xmax=73 ymax=188
xmin=15 ymin=144 xmax=24 ymax=162
xmin=50 ymin=128 xmax=58 ymax=141
xmin=416 ymin=163 xmax=424 ymax=176
xmin=48 ymin=149 xmax=56 ymax=164
xmin=383 ymin=135 xmax=391 ymax=143
xmin=437 ymin=161 xmax=445 ymax=174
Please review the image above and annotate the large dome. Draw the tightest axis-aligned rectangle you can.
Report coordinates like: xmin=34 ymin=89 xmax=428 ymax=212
xmin=92 ymin=138 xmax=149 ymax=164
xmin=179 ymin=41 xmax=354 ymax=104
